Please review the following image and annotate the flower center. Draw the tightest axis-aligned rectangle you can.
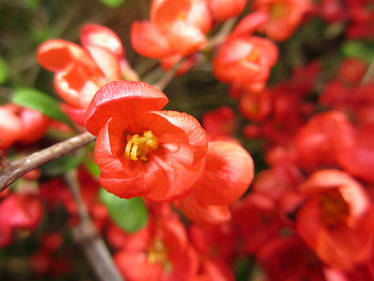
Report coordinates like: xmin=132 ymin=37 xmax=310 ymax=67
xmin=319 ymin=190 xmax=350 ymax=229
xmin=124 ymin=130 xmax=159 ymax=161
xmin=270 ymin=3 xmax=288 ymax=20
xmin=245 ymin=48 xmax=261 ymax=63
xmin=147 ymin=239 xmax=168 ymax=265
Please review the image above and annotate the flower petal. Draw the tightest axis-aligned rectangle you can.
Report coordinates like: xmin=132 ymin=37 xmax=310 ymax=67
xmin=85 ymin=81 xmax=169 ymax=136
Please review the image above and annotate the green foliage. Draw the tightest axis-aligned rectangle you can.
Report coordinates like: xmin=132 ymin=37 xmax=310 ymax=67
xmin=0 ymin=57 xmax=8 ymax=85
xmin=100 ymin=188 xmax=148 ymax=233
xmin=41 ymin=155 xmax=83 ymax=177
xmin=98 ymin=0 xmax=125 ymax=8
xmin=12 ymin=88 xmax=72 ymax=125
xmin=342 ymin=40 xmax=374 ymax=62
xmin=85 ymin=160 xmax=101 ymax=178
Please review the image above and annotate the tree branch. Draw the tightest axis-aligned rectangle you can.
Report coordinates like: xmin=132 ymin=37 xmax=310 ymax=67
xmin=0 ymin=132 xmax=96 ymax=192
xmin=64 ymin=170 xmax=124 ymax=281
xmin=153 ymin=59 xmax=184 ymax=91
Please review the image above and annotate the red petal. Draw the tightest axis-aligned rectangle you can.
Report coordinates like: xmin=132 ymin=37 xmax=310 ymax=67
xmin=115 ymin=250 xmax=162 ymax=281
xmin=167 ymin=21 xmax=207 ymax=56
xmin=142 ymin=110 xmax=208 ymax=202
xmin=193 ymin=140 xmax=254 ymax=205
xmin=84 ymin=45 xmax=121 ymax=81
xmin=229 ymin=12 xmax=269 ymax=39
xmin=179 ymin=196 xmax=231 ymax=224
xmin=131 ymin=21 xmax=174 ymax=59
xmin=80 ymin=23 xmax=125 ymax=58
xmin=85 ymin=81 xmax=169 ymax=136
xmin=37 ymin=39 xmax=96 ymax=72
xmin=54 ymin=63 xmax=101 ymax=108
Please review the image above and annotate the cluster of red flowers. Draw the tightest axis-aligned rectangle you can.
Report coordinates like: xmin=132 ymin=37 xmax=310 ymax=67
xmin=1 ymin=0 xmax=374 ymax=280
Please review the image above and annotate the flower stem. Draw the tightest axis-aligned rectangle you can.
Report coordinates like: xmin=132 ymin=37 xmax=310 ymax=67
xmin=0 ymin=132 xmax=96 ymax=192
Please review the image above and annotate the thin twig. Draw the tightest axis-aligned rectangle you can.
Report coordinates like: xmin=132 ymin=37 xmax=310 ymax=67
xmin=206 ymin=18 xmax=237 ymax=50
xmin=153 ymin=59 xmax=184 ymax=91
xmin=0 ymin=132 xmax=96 ymax=192
xmin=64 ymin=170 xmax=124 ymax=281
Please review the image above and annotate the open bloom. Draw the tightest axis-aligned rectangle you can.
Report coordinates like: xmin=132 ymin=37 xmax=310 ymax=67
xmin=84 ymin=80 xmax=208 ymax=202
xmin=0 ymin=104 xmax=50 ymax=151
xmin=37 ymin=24 xmax=127 ymax=125
xmin=296 ymin=170 xmax=374 ymax=269
xmin=114 ymin=216 xmax=198 ymax=281
xmin=131 ymin=0 xmax=211 ymax=59
xmin=253 ymin=0 xmax=311 ymax=41
xmin=213 ymin=13 xmax=278 ymax=91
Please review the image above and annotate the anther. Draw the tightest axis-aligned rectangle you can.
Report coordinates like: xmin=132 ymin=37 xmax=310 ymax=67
xmin=124 ymin=130 xmax=159 ymax=161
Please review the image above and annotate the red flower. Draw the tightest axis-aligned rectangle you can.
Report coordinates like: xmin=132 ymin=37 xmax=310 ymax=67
xmin=207 ymin=0 xmax=247 ymax=22
xmin=37 ymin=24 xmax=126 ymax=125
xmin=0 ymin=193 xmax=43 ymax=247
xmin=131 ymin=0 xmax=211 ymax=59
xmin=253 ymin=0 xmax=311 ymax=41
xmin=84 ymin=80 xmax=208 ymax=201
xmin=114 ymin=216 xmax=198 ymax=281
xmin=0 ymin=105 xmax=50 ymax=151
xmin=213 ymin=13 xmax=278 ymax=91
xmin=202 ymin=106 xmax=236 ymax=140
xmin=296 ymin=170 xmax=374 ymax=269
xmin=258 ymin=236 xmax=328 ymax=281
xmin=179 ymin=140 xmax=253 ymax=224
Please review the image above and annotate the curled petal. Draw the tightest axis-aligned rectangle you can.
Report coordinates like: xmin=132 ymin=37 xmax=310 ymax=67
xmin=179 ymin=196 xmax=231 ymax=224
xmin=167 ymin=21 xmax=208 ymax=56
xmin=151 ymin=0 xmax=192 ymax=32
xmin=115 ymin=251 xmax=163 ymax=281
xmin=229 ymin=12 xmax=269 ymax=39
xmin=84 ymin=45 xmax=121 ymax=81
xmin=85 ymin=81 xmax=169 ymax=136
xmin=131 ymin=21 xmax=173 ymax=59
xmin=37 ymin=39 xmax=96 ymax=73
xmin=54 ymin=63 xmax=101 ymax=108
xmin=0 ymin=107 xmax=22 ymax=150
xmin=142 ymin=110 xmax=208 ymax=201
xmin=208 ymin=0 xmax=247 ymax=22
xmin=80 ymin=23 xmax=125 ymax=58
xmin=194 ymin=140 xmax=254 ymax=205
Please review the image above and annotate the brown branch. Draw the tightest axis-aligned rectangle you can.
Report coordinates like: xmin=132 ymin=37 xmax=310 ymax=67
xmin=64 ymin=170 xmax=124 ymax=281
xmin=0 ymin=131 xmax=96 ymax=192
xmin=153 ymin=59 xmax=184 ymax=91
xmin=206 ymin=18 xmax=237 ymax=50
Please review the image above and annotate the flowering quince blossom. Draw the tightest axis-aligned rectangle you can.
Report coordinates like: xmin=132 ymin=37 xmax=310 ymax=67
xmin=179 ymin=140 xmax=254 ymax=224
xmin=0 ymin=104 xmax=50 ymax=151
xmin=213 ymin=13 xmax=278 ymax=92
xmin=296 ymin=170 xmax=374 ymax=269
xmin=37 ymin=24 xmax=127 ymax=125
xmin=131 ymin=0 xmax=211 ymax=60
xmin=114 ymin=216 xmax=198 ymax=281
xmin=0 ymin=193 xmax=43 ymax=247
xmin=253 ymin=0 xmax=311 ymax=41
xmin=84 ymin=80 xmax=208 ymax=201
xmin=207 ymin=0 xmax=247 ymax=22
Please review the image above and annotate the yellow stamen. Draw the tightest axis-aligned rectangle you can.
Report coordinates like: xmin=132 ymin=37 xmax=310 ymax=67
xmin=124 ymin=130 xmax=159 ymax=161
xmin=270 ymin=3 xmax=288 ymax=20
xmin=147 ymin=239 xmax=168 ymax=264
xmin=319 ymin=190 xmax=350 ymax=228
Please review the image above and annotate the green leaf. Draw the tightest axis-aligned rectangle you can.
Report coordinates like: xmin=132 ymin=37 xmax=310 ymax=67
xmin=342 ymin=41 xmax=374 ymax=62
xmin=100 ymin=188 xmax=148 ymax=233
xmin=24 ymin=0 xmax=40 ymax=11
xmin=98 ymin=0 xmax=125 ymax=8
xmin=12 ymin=88 xmax=72 ymax=125
xmin=85 ymin=160 xmax=100 ymax=178
xmin=0 ymin=57 xmax=8 ymax=85
xmin=41 ymin=155 xmax=82 ymax=177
